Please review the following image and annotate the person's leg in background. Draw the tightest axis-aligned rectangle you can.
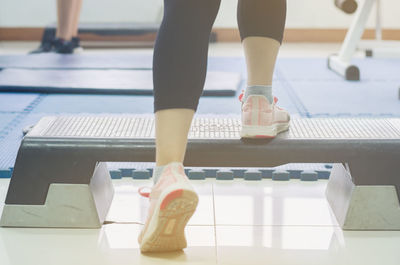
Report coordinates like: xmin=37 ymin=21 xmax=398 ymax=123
xmin=55 ymin=0 xmax=83 ymax=53
xmin=30 ymin=0 xmax=82 ymax=54
xmin=70 ymin=0 xmax=83 ymax=50
xmin=238 ymin=0 xmax=290 ymax=138
xmin=56 ymin=0 xmax=75 ymax=41
xmin=138 ymin=0 xmax=221 ymax=253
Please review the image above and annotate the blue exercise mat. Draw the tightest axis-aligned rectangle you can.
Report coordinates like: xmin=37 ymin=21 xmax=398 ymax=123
xmin=0 ymin=69 xmax=241 ymax=96
xmin=2 ymin=54 xmax=398 ymax=82
xmin=0 ymin=53 xmax=152 ymax=70
xmin=31 ymin=94 xmax=155 ymax=114
xmin=28 ymin=81 xmax=297 ymax=115
xmin=0 ymin=114 xmax=18 ymax=135
xmin=1 ymin=56 xmax=398 ymax=117
xmin=276 ymin=57 xmax=400 ymax=81
xmin=274 ymin=58 xmax=400 ymax=117
xmin=0 ymin=54 xmax=244 ymax=71
xmin=0 ymin=93 xmax=41 ymax=112
xmin=283 ymin=79 xmax=400 ymax=117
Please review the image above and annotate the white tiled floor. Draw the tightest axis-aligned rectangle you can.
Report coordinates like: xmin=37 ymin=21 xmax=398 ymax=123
xmin=1 ymin=177 xmax=400 ymax=265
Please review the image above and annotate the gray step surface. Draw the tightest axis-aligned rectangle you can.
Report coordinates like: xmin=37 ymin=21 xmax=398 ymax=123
xmin=29 ymin=115 xmax=400 ymax=139
xmin=5 ymin=115 xmax=400 ymax=207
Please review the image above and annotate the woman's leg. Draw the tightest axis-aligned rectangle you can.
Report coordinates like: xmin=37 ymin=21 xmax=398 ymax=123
xmin=139 ymin=0 xmax=221 ymax=253
xmin=153 ymin=0 xmax=221 ymax=167
xmin=56 ymin=0 xmax=76 ymax=40
xmin=238 ymin=0 xmax=286 ymax=94
xmin=70 ymin=0 xmax=83 ymax=38
xmin=242 ymin=37 xmax=280 ymax=86
xmin=237 ymin=0 xmax=289 ymax=138
xmin=155 ymin=109 xmax=195 ymax=166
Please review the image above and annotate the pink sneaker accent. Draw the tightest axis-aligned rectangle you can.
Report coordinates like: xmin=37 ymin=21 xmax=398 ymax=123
xmin=160 ymin=189 xmax=183 ymax=210
xmin=239 ymin=90 xmax=290 ymax=138
xmin=137 ymin=162 xmax=198 ymax=253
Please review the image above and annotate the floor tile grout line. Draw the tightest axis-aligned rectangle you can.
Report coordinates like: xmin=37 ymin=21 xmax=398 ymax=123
xmin=100 ymin=223 xmax=340 ymax=227
xmin=204 ymin=224 xmax=341 ymax=227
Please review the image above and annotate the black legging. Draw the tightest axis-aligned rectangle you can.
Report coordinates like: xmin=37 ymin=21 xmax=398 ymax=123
xmin=153 ymin=0 xmax=287 ymax=113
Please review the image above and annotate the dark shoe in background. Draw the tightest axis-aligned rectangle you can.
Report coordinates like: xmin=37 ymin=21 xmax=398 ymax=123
xmin=29 ymin=35 xmax=82 ymax=54
xmin=29 ymin=41 xmax=53 ymax=54
xmin=52 ymin=38 xmax=75 ymax=54
xmin=71 ymin=37 xmax=80 ymax=49
xmin=29 ymin=28 xmax=57 ymax=54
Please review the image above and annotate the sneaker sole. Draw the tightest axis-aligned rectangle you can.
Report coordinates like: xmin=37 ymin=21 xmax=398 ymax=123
xmin=240 ymin=122 xmax=289 ymax=138
xmin=140 ymin=188 xmax=199 ymax=253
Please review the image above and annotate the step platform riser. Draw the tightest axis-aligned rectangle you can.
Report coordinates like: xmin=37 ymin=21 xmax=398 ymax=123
xmin=326 ymin=163 xmax=400 ymax=230
xmin=0 ymin=162 xmax=114 ymax=228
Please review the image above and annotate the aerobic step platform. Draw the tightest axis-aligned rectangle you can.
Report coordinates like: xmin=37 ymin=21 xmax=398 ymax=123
xmin=1 ymin=115 xmax=400 ymax=230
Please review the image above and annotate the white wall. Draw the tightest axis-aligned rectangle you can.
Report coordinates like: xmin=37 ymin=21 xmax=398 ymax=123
xmin=217 ymin=0 xmax=400 ymax=29
xmin=0 ymin=0 xmax=399 ymax=29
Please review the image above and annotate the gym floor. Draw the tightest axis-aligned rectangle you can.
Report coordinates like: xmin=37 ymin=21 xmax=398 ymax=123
xmin=0 ymin=42 xmax=399 ymax=265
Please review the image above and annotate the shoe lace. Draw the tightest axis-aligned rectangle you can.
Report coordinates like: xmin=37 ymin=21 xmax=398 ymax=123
xmin=138 ymin=186 xmax=151 ymax=198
